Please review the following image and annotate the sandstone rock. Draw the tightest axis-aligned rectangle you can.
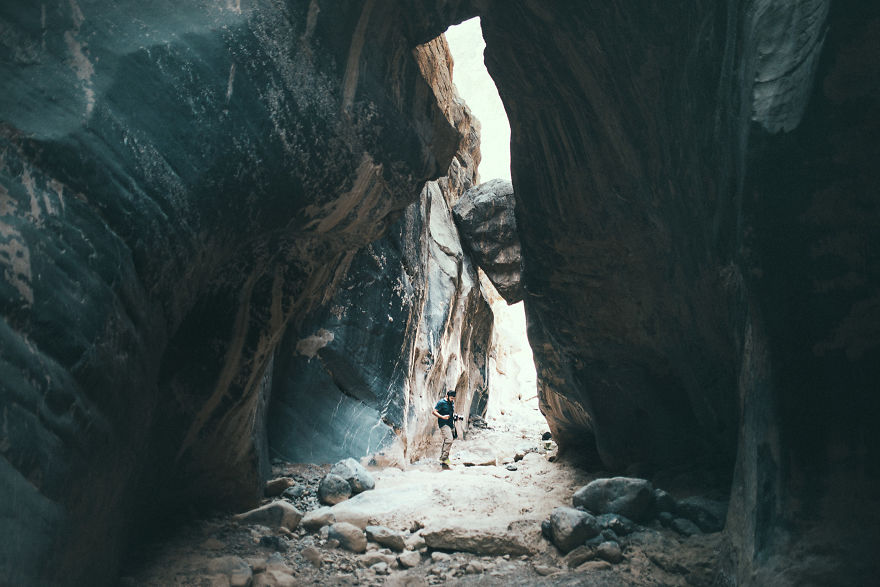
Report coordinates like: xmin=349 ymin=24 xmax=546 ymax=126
xmin=252 ymin=570 xmax=297 ymax=587
xmin=405 ymin=532 xmax=427 ymax=551
xmin=328 ymin=522 xmax=367 ymax=553
xmin=573 ymin=477 xmax=654 ymax=522
xmin=265 ymin=478 xmax=295 ymax=497
xmin=234 ymin=501 xmax=303 ymax=531
xmin=318 ymin=475 xmax=352 ymax=506
xmin=422 ymin=526 xmax=531 ymax=556
xmin=548 ymin=507 xmax=601 ymax=554
xmin=464 ymin=561 xmax=483 ymax=574
xmin=596 ymin=541 xmax=624 ymax=564
xmin=371 ymin=562 xmax=390 ymax=575
xmin=430 ymin=551 xmax=452 ymax=563
xmin=398 ymin=550 xmax=422 ymax=569
xmin=452 ymin=179 xmax=523 ymax=304
xmin=534 ymin=564 xmax=558 ymax=576
xmin=300 ymin=546 xmax=322 ymax=568
xmin=302 ymin=507 xmax=336 ymax=532
xmin=675 ymin=496 xmax=727 ymax=533
xmin=578 ymin=560 xmax=613 ymax=572
xmin=365 ymin=525 xmax=406 ymax=552
xmin=564 ymin=545 xmax=596 ymax=568
xmin=330 ymin=458 xmax=376 ymax=494
xmin=358 ymin=551 xmax=396 ymax=567
xmin=207 ymin=556 xmax=252 ymax=587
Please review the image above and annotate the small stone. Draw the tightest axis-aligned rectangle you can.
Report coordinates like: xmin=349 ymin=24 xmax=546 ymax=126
xmin=366 ymin=525 xmax=407 ymax=552
xmin=548 ymin=506 xmax=601 ymax=553
xmin=596 ymin=513 xmax=636 ymax=536
xmin=405 ymin=532 xmax=426 ymax=551
xmin=252 ymin=569 xmax=297 ymax=587
xmin=657 ymin=511 xmax=675 ymax=527
xmin=398 ymin=550 xmax=422 ymax=569
xmin=358 ymin=552 xmax=396 ymax=567
xmin=671 ymin=517 xmax=702 ymax=536
xmin=431 ymin=551 xmax=452 ymax=563
xmin=301 ymin=546 xmax=323 ymax=567
xmin=302 ymin=507 xmax=336 ymax=532
xmin=653 ymin=488 xmax=676 ymax=514
xmin=326 ymin=539 xmax=340 ymax=549
xmin=318 ymin=474 xmax=352 ymax=505
xmin=282 ymin=484 xmax=306 ymax=499
xmin=541 ymin=431 xmax=552 ymax=441
xmin=410 ymin=520 xmax=425 ymax=533
xmin=235 ymin=500 xmax=303 ymax=531
xmin=329 ymin=458 xmax=376 ymax=494
xmin=578 ymin=560 xmax=612 ymax=572
xmin=371 ymin=562 xmax=390 ymax=575
xmin=245 ymin=557 xmax=266 ymax=573
xmin=505 ymin=464 xmax=518 ymax=471
xmin=259 ymin=535 xmax=289 ymax=552
xmin=265 ymin=477 xmax=295 ymax=497
xmin=564 ymin=545 xmax=596 ymax=568
xmin=328 ymin=522 xmax=367 ymax=553
xmin=465 ymin=561 xmax=483 ymax=574
xmin=534 ymin=564 xmax=557 ymax=576
xmin=596 ymin=541 xmax=623 ymax=564
xmin=208 ymin=556 xmax=252 ymax=587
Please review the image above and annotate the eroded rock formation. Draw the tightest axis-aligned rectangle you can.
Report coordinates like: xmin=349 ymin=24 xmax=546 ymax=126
xmin=452 ymin=178 xmax=522 ymax=304
xmin=268 ymin=37 xmax=491 ymax=465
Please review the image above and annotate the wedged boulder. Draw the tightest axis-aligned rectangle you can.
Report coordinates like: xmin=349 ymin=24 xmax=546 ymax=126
xmin=328 ymin=522 xmax=367 ymax=553
xmin=234 ymin=501 xmax=302 ymax=531
xmin=422 ymin=526 xmax=532 ymax=556
xmin=452 ymin=179 xmax=523 ymax=304
xmin=547 ymin=507 xmax=601 ymax=554
xmin=573 ymin=477 xmax=654 ymax=522
xmin=330 ymin=459 xmax=376 ymax=494
xmin=318 ymin=474 xmax=352 ymax=506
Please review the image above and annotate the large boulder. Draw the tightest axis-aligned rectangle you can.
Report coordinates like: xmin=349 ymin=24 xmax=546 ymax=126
xmin=547 ymin=506 xmax=601 ymax=554
xmin=330 ymin=458 xmax=375 ymax=494
xmin=572 ymin=477 xmax=655 ymax=522
xmin=317 ymin=474 xmax=352 ymax=506
xmin=452 ymin=179 xmax=523 ymax=303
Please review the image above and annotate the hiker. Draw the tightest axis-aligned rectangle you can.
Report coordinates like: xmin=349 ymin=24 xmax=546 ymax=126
xmin=431 ymin=389 xmax=456 ymax=468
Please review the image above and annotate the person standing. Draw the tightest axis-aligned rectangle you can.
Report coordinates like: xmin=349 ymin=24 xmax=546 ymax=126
xmin=431 ymin=390 xmax=456 ymax=468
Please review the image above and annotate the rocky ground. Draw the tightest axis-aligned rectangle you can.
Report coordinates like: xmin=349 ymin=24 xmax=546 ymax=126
xmin=120 ymin=419 xmax=727 ymax=586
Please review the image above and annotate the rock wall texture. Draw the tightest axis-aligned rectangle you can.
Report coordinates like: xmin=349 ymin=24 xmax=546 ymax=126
xmin=0 ymin=1 xmax=464 ymax=584
xmin=476 ymin=0 xmax=879 ymax=584
xmin=268 ymin=36 xmax=492 ymax=467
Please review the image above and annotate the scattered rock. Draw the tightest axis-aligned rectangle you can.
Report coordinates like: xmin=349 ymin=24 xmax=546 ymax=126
xmin=328 ymin=522 xmax=367 ymax=553
xmin=541 ymin=431 xmax=552 ymax=441
xmin=548 ymin=506 xmax=601 ymax=554
xmin=596 ymin=541 xmax=623 ymax=563
xmin=302 ymin=507 xmax=336 ymax=532
xmin=572 ymin=477 xmax=655 ymax=522
xmin=282 ymin=484 xmax=306 ymax=499
xmin=422 ymin=526 xmax=532 ymax=556
xmin=398 ymin=550 xmax=422 ymax=568
xmin=505 ymin=464 xmax=518 ymax=471
xmin=534 ymin=564 xmax=557 ymax=576
xmin=653 ymin=488 xmax=676 ymax=514
xmin=371 ymin=561 xmax=390 ymax=575
xmin=431 ymin=552 xmax=452 ymax=563
xmin=300 ymin=546 xmax=323 ymax=567
xmin=675 ymin=496 xmax=727 ymax=533
xmin=207 ymin=556 xmax=252 ymax=587
xmin=366 ymin=525 xmax=406 ymax=552
xmin=252 ymin=569 xmax=297 ymax=587
xmin=318 ymin=474 xmax=353 ymax=505
xmin=359 ymin=551 xmax=396 ymax=567
xmin=577 ymin=560 xmax=612 ymax=572
xmin=540 ymin=519 xmax=552 ymax=540
xmin=657 ymin=511 xmax=675 ymax=527
xmin=596 ymin=513 xmax=636 ymax=536
xmin=671 ymin=517 xmax=702 ymax=537
xmin=259 ymin=535 xmax=289 ymax=552
xmin=410 ymin=520 xmax=425 ymax=533
xmin=234 ymin=500 xmax=303 ymax=531
xmin=464 ymin=560 xmax=483 ymax=574
xmin=564 ymin=545 xmax=596 ymax=568
xmin=265 ymin=477 xmax=296 ymax=497
xmin=330 ymin=458 xmax=376 ymax=494
xmin=405 ymin=532 xmax=426 ymax=552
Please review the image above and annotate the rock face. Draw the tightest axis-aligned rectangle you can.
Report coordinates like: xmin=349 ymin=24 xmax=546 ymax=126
xmin=268 ymin=37 xmax=491 ymax=465
xmin=0 ymin=1 xmax=466 ymax=584
xmin=452 ymin=179 xmax=522 ymax=303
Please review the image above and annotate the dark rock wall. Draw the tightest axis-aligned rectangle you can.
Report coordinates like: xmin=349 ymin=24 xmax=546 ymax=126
xmin=268 ymin=36 xmax=492 ymax=466
xmin=0 ymin=1 xmax=460 ymax=584
xmin=476 ymin=0 xmax=879 ymax=584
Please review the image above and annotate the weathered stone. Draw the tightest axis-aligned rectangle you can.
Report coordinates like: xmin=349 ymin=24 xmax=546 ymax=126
xmin=671 ymin=517 xmax=702 ymax=537
xmin=564 ymin=545 xmax=596 ymax=568
xmin=596 ymin=541 xmax=624 ymax=564
xmin=234 ymin=501 xmax=303 ymax=531
xmin=330 ymin=459 xmax=376 ymax=494
xmin=596 ymin=514 xmax=636 ymax=536
xmin=366 ymin=525 xmax=407 ymax=552
xmin=358 ymin=552 xmax=396 ymax=567
xmin=452 ymin=179 xmax=522 ymax=303
xmin=328 ymin=522 xmax=367 ymax=553
xmin=422 ymin=526 xmax=532 ymax=556
xmin=371 ymin=562 xmax=390 ymax=575
xmin=318 ymin=475 xmax=352 ymax=506
xmin=207 ymin=556 xmax=252 ymax=587
xmin=534 ymin=564 xmax=557 ymax=576
xmin=300 ymin=546 xmax=322 ymax=567
xmin=398 ymin=550 xmax=422 ymax=569
xmin=573 ymin=477 xmax=654 ymax=522
xmin=675 ymin=496 xmax=727 ymax=533
xmin=302 ymin=507 xmax=336 ymax=532
xmin=252 ymin=570 xmax=297 ymax=587
xmin=265 ymin=478 xmax=295 ymax=497
xmin=548 ymin=507 xmax=601 ymax=554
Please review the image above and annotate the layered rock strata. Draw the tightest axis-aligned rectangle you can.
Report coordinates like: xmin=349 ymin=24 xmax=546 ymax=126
xmin=269 ymin=37 xmax=491 ymax=465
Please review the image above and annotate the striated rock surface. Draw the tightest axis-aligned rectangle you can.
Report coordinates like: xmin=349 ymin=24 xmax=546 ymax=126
xmin=0 ymin=1 xmax=462 ymax=584
xmin=452 ymin=179 xmax=522 ymax=304
xmin=268 ymin=36 xmax=491 ymax=466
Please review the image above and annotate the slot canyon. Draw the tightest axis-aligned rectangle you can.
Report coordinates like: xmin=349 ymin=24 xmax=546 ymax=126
xmin=1 ymin=1 xmax=878 ymax=585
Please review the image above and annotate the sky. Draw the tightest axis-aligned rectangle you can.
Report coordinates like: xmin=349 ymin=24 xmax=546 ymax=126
xmin=444 ymin=18 xmax=511 ymax=183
